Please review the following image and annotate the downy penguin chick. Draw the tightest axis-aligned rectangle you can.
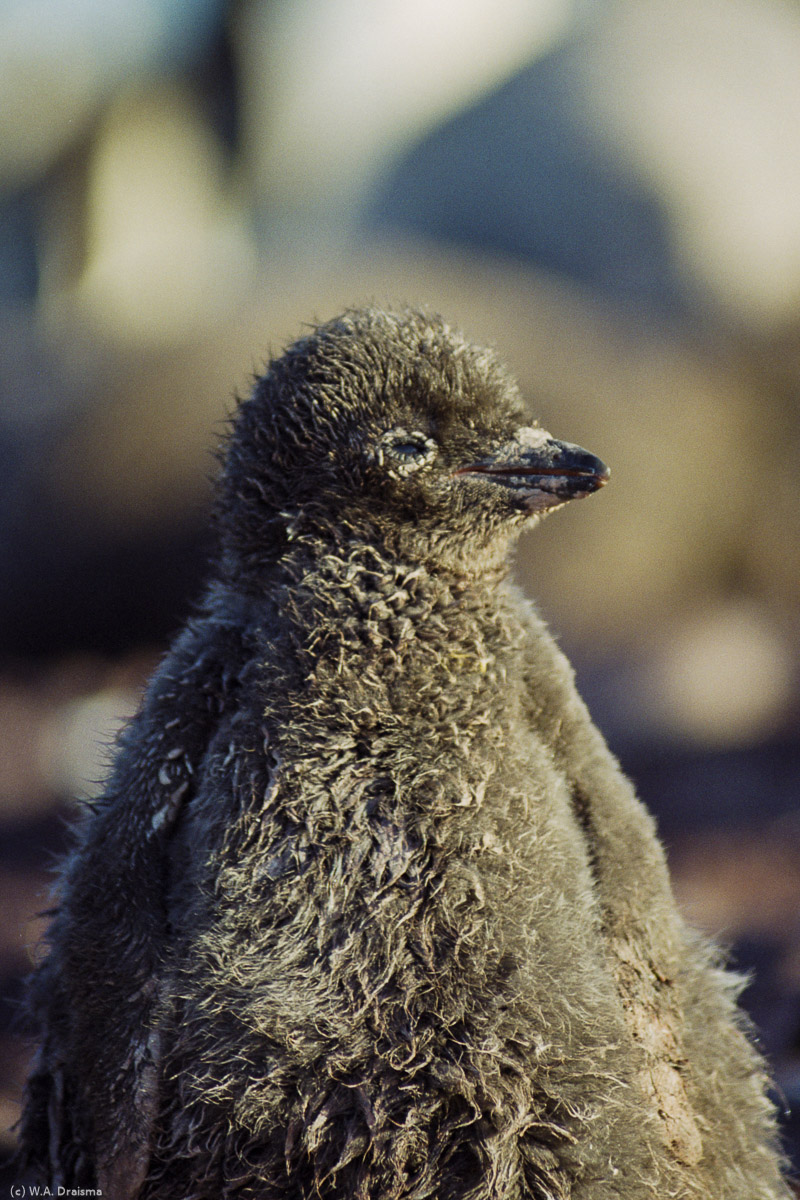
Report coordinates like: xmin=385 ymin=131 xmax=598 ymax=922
xmin=21 ymin=307 xmax=790 ymax=1199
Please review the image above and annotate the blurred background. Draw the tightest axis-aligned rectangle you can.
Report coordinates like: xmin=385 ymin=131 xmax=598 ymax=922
xmin=1 ymin=0 xmax=799 ymax=1183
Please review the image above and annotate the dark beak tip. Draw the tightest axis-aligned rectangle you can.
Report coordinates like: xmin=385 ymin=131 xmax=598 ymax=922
xmin=453 ymin=436 xmax=610 ymax=503
xmin=557 ymin=446 xmax=610 ymax=493
xmin=577 ymin=459 xmax=610 ymax=497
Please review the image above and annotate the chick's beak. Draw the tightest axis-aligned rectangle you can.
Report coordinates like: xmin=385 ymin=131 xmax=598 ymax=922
xmin=454 ymin=426 xmax=610 ymax=512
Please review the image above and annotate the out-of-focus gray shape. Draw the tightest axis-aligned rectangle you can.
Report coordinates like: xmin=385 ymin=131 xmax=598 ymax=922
xmin=0 ymin=0 xmax=225 ymax=188
xmin=580 ymin=0 xmax=800 ymax=331
xmin=56 ymin=81 xmax=256 ymax=343
xmin=235 ymin=0 xmax=577 ymax=225
xmin=0 ymin=0 xmax=227 ymax=308
xmin=0 ymin=188 xmax=39 ymax=304
xmin=368 ymin=38 xmax=686 ymax=320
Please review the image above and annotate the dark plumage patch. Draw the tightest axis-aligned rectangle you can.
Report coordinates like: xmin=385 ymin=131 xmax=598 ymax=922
xmin=20 ymin=308 xmax=791 ymax=1198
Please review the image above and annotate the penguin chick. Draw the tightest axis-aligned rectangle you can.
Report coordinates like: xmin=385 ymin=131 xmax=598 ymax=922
xmin=21 ymin=308 xmax=790 ymax=1199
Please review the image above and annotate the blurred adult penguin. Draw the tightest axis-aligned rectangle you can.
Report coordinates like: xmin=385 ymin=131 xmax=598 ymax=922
xmin=21 ymin=308 xmax=791 ymax=1198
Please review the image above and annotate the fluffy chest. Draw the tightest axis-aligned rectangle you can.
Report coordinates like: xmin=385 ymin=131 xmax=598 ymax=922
xmin=203 ymin=592 xmax=575 ymax=960
xmin=167 ymin=585 xmax=602 ymax=1131
xmin=273 ymin=566 xmax=527 ymax=763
